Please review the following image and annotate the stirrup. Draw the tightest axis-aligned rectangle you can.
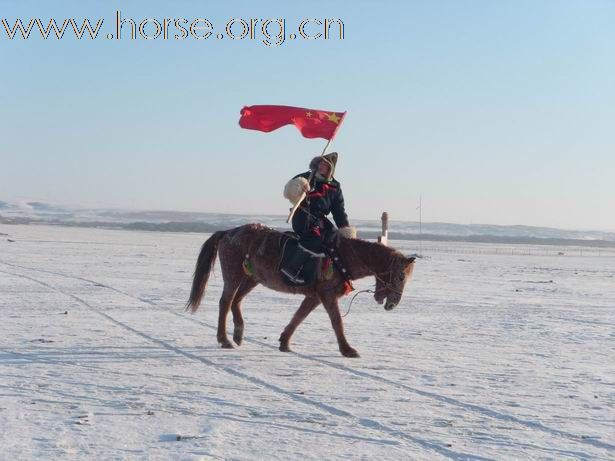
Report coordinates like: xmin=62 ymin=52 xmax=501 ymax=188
xmin=281 ymin=268 xmax=305 ymax=284
xmin=297 ymin=244 xmax=326 ymax=258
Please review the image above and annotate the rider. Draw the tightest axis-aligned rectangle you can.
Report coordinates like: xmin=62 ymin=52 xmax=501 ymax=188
xmin=282 ymin=152 xmax=354 ymax=283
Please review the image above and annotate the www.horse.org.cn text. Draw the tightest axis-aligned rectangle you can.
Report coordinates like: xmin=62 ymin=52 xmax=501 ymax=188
xmin=0 ymin=11 xmax=345 ymax=47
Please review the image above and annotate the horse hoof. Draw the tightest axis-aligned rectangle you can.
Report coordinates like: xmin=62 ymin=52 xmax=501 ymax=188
xmin=279 ymin=344 xmax=291 ymax=353
xmin=233 ymin=326 xmax=244 ymax=346
xmin=341 ymin=348 xmax=360 ymax=358
xmin=220 ymin=341 xmax=234 ymax=349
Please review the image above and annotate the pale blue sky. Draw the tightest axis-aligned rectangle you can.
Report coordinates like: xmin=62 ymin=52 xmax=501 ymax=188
xmin=1 ymin=0 xmax=614 ymax=230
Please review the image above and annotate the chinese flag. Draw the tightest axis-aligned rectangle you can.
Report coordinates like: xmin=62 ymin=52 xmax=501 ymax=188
xmin=239 ymin=105 xmax=346 ymax=141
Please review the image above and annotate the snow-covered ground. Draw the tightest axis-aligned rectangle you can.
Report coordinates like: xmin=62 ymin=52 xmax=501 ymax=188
xmin=1 ymin=224 xmax=614 ymax=460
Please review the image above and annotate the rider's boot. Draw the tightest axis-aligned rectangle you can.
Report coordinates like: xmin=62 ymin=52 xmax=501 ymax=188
xmin=281 ymin=247 xmax=311 ymax=284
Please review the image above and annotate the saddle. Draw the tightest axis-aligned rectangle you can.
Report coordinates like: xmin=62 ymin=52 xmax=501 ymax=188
xmin=278 ymin=231 xmax=351 ymax=288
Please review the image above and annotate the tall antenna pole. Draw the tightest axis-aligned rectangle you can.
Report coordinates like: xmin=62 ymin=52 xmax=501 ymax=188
xmin=418 ymin=195 xmax=422 ymax=257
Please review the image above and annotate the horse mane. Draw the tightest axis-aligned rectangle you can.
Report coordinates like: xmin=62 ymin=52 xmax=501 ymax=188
xmin=336 ymin=233 xmax=407 ymax=276
xmin=341 ymin=235 xmax=404 ymax=258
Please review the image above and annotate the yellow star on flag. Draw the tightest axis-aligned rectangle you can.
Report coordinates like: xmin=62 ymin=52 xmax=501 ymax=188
xmin=306 ymin=111 xmax=312 ymax=117
xmin=327 ymin=112 xmax=341 ymax=124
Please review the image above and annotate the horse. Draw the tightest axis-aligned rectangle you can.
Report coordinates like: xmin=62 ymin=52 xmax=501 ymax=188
xmin=186 ymin=223 xmax=416 ymax=357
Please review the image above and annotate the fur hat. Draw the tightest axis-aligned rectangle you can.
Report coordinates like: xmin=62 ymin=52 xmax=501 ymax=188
xmin=309 ymin=152 xmax=338 ymax=180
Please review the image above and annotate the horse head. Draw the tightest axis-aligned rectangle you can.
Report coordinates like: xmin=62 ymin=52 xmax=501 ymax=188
xmin=374 ymin=255 xmax=416 ymax=311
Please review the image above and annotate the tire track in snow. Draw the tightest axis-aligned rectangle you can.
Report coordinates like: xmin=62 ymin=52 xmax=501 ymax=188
xmin=0 ymin=345 xmax=403 ymax=448
xmin=179 ymin=314 xmax=615 ymax=455
xmin=0 ymin=266 xmax=490 ymax=461
xmin=4 ymin=261 xmax=614 ymax=455
xmin=0 ymin=261 xmax=157 ymax=306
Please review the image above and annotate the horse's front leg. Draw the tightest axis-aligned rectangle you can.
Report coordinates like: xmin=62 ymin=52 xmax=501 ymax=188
xmin=321 ymin=293 xmax=359 ymax=358
xmin=279 ymin=296 xmax=320 ymax=352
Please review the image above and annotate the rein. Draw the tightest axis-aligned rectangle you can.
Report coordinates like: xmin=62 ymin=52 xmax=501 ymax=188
xmin=342 ymin=288 xmax=374 ymax=317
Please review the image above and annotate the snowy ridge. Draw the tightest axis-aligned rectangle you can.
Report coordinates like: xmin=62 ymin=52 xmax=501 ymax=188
xmin=2 ymin=199 xmax=614 ymax=243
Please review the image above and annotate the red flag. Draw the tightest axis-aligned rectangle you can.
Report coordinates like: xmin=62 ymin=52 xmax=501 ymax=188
xmin=239 ymin=105 xmax=346 ymax=141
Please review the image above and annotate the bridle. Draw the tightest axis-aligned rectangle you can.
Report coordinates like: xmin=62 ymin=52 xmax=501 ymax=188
xmin=346 ymin=242 xmax=405 ymax=297
xmin=373 ymin=260 xmax=406 ymax=297
xmin=340 ymin=245 xmax=406 ymax=317
xmin=341 ymin=265 xmax=403 ymax=318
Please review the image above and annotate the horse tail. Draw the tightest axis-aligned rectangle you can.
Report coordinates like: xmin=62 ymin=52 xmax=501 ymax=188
xmin=186 ymin=230 xmax=226 ymax=313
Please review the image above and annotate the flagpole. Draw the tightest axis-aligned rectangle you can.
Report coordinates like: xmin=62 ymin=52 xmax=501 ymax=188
xmin=286 ymin=137 xmax=333 ymax=223
xmin=320 ymin=138 xmax=332 ymax=157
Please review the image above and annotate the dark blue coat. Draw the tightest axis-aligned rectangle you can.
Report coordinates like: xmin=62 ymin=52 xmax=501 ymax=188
xmin=291 ymin=171 xmax=349 ymax=236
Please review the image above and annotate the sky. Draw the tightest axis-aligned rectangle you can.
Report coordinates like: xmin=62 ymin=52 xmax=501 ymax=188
xmin=1 ymin=0 xmax=614 ymax=230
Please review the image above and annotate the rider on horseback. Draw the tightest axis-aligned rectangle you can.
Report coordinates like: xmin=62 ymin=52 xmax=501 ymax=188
xmin=282 ymin=152 xmax=355 ymax=283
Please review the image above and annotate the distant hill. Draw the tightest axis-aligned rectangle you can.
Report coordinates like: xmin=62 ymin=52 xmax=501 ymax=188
xmin=1 ymin=200 xmax=614 ymax=248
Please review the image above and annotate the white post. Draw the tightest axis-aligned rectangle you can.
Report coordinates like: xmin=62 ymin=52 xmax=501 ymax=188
xmin=378 ymin=211 xmax=388 ymax=246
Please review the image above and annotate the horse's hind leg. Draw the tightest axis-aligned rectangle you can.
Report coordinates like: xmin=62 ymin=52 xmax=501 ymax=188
xmin=217 ymin=284 xmax=239 ymax=349
xmin=231 ymin=278 xmax=258 ymax=346
xmin=279 ymin=296 xmax=321 ymax=352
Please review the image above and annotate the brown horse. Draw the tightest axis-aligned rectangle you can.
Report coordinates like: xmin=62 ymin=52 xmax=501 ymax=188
xmin=186 ymin=224 xmax=415 ymax=357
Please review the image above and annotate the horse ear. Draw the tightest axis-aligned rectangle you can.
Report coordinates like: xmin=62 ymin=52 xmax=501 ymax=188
xmin=406 ymin=256 xmax=416 ymax=264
